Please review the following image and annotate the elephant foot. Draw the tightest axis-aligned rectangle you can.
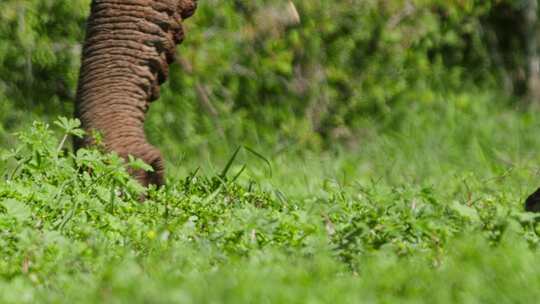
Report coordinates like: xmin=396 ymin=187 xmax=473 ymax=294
xmin=525 ymin=187 xmax=540 ymax=212
xmin=146 ymin=150 xmax=165 ymax=187
xmin=118 ymin=143 xmax=165 ymax=187
xmin=126 ymin=145 xmax=165 ymax=188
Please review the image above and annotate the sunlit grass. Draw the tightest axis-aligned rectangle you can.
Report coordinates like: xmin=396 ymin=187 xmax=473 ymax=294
xmin=2 ymin=92 xmax=540 ymax=303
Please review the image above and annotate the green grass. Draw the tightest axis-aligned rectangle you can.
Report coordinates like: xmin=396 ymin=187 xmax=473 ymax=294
xmin=2 ymin=92 xmax=540 ymax=303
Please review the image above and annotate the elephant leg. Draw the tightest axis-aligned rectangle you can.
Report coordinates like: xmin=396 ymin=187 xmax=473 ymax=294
xmin=74 ymin=0 xmax=197 ymax=187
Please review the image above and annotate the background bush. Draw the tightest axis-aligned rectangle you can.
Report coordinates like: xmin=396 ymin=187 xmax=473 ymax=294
xmin=1 ymin=0 xmax=538 ymax=152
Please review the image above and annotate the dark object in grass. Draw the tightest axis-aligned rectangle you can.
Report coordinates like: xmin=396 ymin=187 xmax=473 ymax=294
xmin=525 ymin=188 xmax=540 ymax=212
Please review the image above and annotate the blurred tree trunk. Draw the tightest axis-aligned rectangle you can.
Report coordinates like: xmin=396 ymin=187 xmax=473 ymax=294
xmin=525 ymin=0 xmax=540 ymax=103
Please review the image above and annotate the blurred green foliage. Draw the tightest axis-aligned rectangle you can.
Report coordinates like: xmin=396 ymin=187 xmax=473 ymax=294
xmin=4 ymin=2 xmax=540 ymax=301
xmin=0 ymin=0 xmax=535 ymax=151
xmin=0 ymin=0 xmax=88 ymax=113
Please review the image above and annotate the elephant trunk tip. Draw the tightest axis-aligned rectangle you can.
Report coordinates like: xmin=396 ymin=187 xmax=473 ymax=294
xmin=179 ymin=0 xmax=198 ymax=19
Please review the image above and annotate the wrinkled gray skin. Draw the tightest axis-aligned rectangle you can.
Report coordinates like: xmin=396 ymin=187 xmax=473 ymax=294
xmin=74 ymin=0 xmax=197 ymax=187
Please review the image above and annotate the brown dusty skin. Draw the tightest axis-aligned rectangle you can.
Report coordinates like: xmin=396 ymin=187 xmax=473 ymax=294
xmin=74 ymin=0 xmax=197 ymax=187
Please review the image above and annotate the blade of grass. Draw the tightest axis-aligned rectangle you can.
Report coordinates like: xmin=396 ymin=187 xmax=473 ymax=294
xmin=220 ymin=146 xmax=241 ymax=179
xmin=244 ymin=145 xmax=272 ymax=177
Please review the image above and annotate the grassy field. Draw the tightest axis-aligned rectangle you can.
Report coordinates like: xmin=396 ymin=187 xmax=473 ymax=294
xmin=2 ymin=92 xmax=540 ymax=303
